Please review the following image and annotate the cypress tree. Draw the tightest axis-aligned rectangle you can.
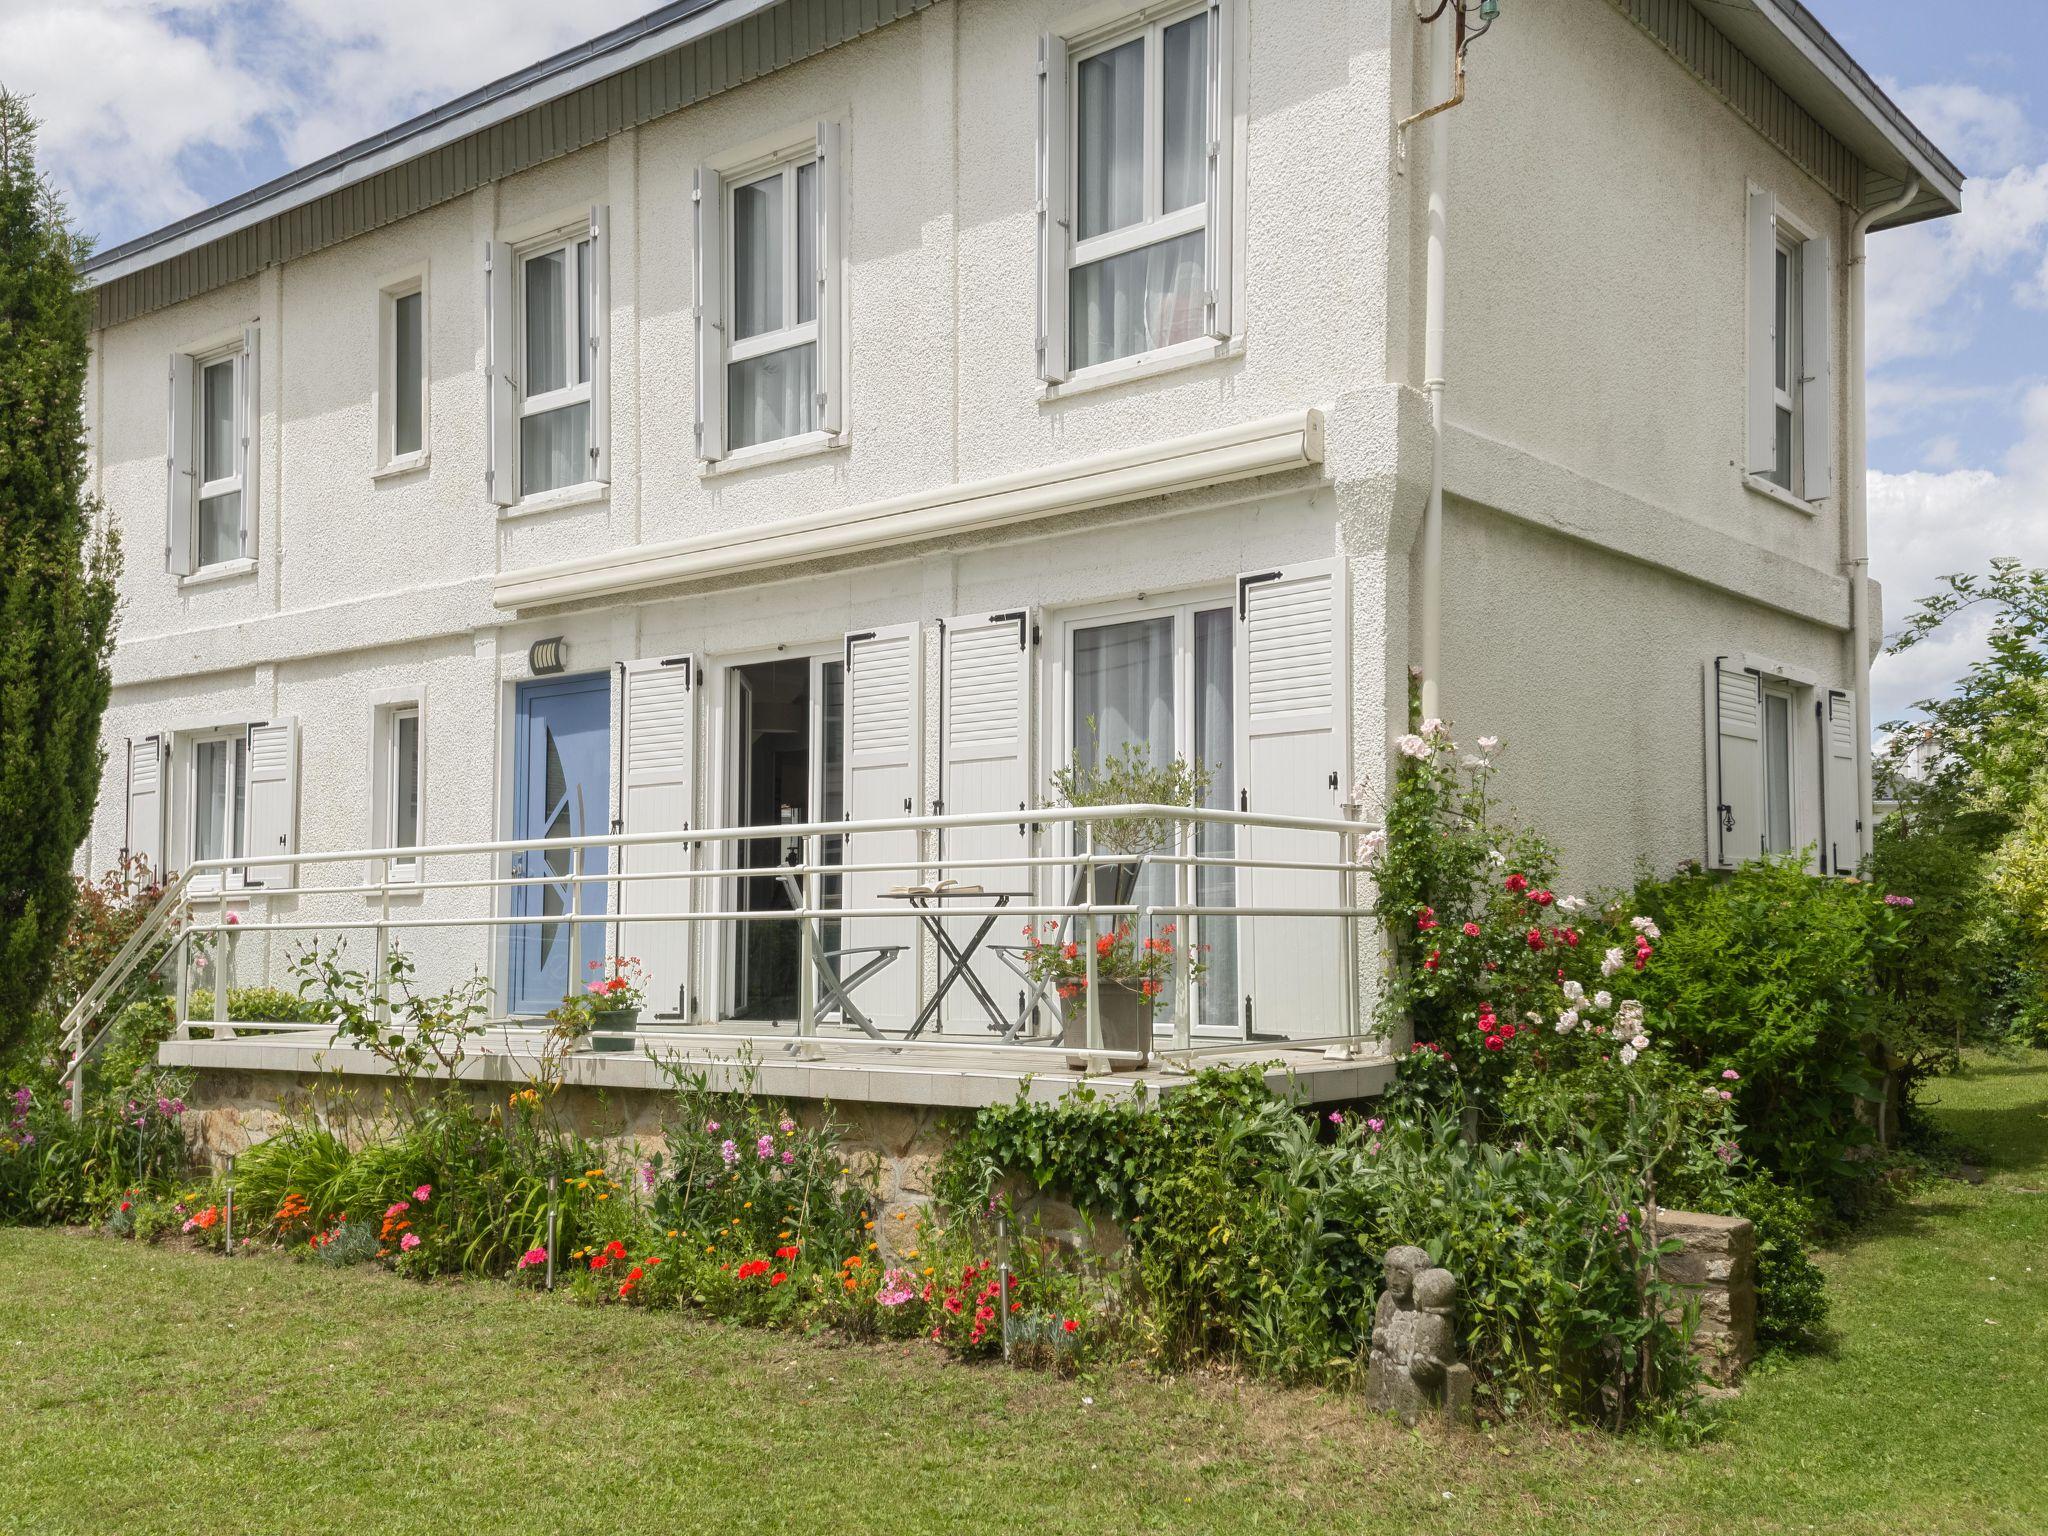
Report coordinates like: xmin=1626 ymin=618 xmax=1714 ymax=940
xmin=0 ymin=91 xmax=120 ymax=1053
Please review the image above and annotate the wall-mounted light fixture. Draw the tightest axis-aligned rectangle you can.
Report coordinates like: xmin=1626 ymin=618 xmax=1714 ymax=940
xmin=528 ymin=637 xmax=567 ymax=676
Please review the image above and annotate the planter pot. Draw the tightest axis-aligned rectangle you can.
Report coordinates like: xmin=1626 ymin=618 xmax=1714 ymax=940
xmin=1087 ymin=859 xmax=1145 ymax=907
xmin=1062 ymin=983 xmax=1153 ymax=1071
xmin=587 ymin=1007 xmax=640 ymax=1053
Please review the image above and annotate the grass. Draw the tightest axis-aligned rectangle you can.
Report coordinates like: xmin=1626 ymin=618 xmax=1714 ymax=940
xmin=6 ymin=1054 xmax=2046 ymax=1536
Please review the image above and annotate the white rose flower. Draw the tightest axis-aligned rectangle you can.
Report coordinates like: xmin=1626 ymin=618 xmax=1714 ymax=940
xmin=1617 ymin=999 xmax=1645 ymax=1029
xmin=1562 ymin=980 xmax=1585 ymax=1003
xmin=1556 ymin=1009 xmax=1580 ymax=1034
xmin=1556 ymin=894 xmax=1587 ymax=914
xmin=1592 ymin=990 xmax=1613 ymax=1011
xmin=1487 ymin=848 xmax=1507 ymax=867
xmin=1619 ymin=1045 xmax=1638 ymax=1066
xmin=1554 ymin=1019 xmax=1576 ymax=1036
xmin=1395 ymin=733 xmax=1431 ymax=760
xmin=1359 ymin=829 xmax=1388 ymax=865
xmin=1475 ymin=735 xmax=1500 ymax=755
xmin=1631 ymin=1034 xmax=1650 ymax=1052
xmin=1421 ymin=717 xmax=1447 ymax=739
xmin=1601 ymin=947 xmax=1626 ymax=977
xmin=1630 ymin=916 xmax=1662 ymax=940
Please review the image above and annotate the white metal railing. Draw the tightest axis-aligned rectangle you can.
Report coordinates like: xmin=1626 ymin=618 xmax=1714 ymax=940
xmin=76 ymin=803 xmax=1380 ymax=1087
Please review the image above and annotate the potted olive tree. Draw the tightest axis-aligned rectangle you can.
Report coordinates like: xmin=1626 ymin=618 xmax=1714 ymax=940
xmin=1049 ymin=736 xmax=1211 ymax=906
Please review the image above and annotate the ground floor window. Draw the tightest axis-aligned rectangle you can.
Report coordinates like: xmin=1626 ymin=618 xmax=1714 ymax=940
xmin=187 ymin=730 xmax=247 ymax=890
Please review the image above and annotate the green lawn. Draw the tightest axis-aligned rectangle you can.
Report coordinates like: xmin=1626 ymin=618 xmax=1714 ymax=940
xmin=7 ymin=1055 xmax=2046 ymax=1536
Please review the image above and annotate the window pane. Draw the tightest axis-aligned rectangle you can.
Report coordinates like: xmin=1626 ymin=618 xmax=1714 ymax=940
xmin=575 ymin=239 xmax=591 ymax=386
xmin=727 ymin=341 xmax=817 ymax=451
xmin=1193 ymin=607 xmax=1237 ymax=1032
xmin=1075 ymin=37 xmax=1144 ymax=240
xmin=1072 ymin=616 xmax=1174 ymax=768
xmin=194 ymin=740 xmax=227 ymax=862
xmin=732 ymin=173 xmax=784 ymax=341
xmin=1069 ymin=229 xmax=1205 ymax=369
xmin=524 ymin=248 xmax=568 ymax=397
xmin=796 ymin=160 xmax=818 ymax=326
xmin=393 ymin=291 xmax=423 ymax=457
xmin=1774 ymin=247 xmax=1789 ymax=392
xmin=1770 ymin=406 xmax=1793 ymax=491
xmin=1161 ymin=12 xmax=1209 ymax=214
xmin=201 ymin=359 xmax=236 ymax=482
xmin=232 ymin=738 xmax=246 ymax=860
xmin=520 ymin=401 xmax=590 ymax=495
xmin=394 ymin=713 xmax=421 ymax=848
xmin=1764 ymin=693 xmax=1792 ymax=854
xmin=197 ymin=492 xmax=241 ymax=566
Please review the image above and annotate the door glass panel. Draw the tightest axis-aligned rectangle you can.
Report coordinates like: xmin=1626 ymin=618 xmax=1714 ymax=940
xmin=393 ymin=713 xmax=420 ymax=847
xmin=727 ymin=342 xmax=817 ymax=451
xmin=1192 ymin=606 xmax=1237 ymax=1031
xmin=1075 ymin=37 xmax=1144 ymax=240
xmin=1764 ymin=692 xmax=1793 ymax=854
xmin=1072 ymin=616 xmax=1174 ymax=765
xmin=1161 ymin=12 xmax=1208 ymax=214
xmin=193 ymin=739 xmax=227 ymax=863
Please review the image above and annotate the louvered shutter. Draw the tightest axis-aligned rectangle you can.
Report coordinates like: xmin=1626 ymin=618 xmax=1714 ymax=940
xmin=166 ymin=354 xmax=195 ymax=574
xmin=1204 ymin=0 xmax=1233 ymax=340
xmin=939 ymin=611 xmax=1032 ymax=1028
xmin=1801 ymin=234 xmax=1833 ymax=501
xmin=1746 ymin=186 xmax=1778 ymax=475
xmin=1706 ymin=660 xmax=1764 ymax=869
xmin=484 ymin=240 xmax=519 ymax=506
xmin=843 ymin=624 xmax=923 ymax=1029
xmin=588 ymin=205 xmax=611 ymax=483
xmin=124 ymin=735 xmax=167 ymax=881
xmin=814 ymin=122 xmax=844 ymax=435
xmin=237 ymin=325 xmax=258 ymax=557
xmin=693 ymin=166 xmax=727 ymax=461
xmin=1036 ymin=33 xmax=1070 ymax=383
xmin=618 ymin=657 xmax=695 ymax=1020
xmin=243 ymin=719 xmax=299 ymax=890
xmin=1822 ymin=687 xmax=1859 ymax=876
xmin=1234 ymin=560 xmax=1348 ymax=1037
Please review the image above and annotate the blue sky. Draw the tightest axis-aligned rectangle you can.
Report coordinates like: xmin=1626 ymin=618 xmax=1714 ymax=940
xmin=1 ymin=1 xmax=2041 ymax=722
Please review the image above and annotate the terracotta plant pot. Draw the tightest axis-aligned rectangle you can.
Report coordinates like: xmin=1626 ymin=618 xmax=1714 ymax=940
xmin=1062 ymin=983 xmax=1153 ymax=1071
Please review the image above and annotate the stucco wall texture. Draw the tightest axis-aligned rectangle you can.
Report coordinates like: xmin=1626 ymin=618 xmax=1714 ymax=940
xmin=82 ymin=0 xmax=1868 ymax=1014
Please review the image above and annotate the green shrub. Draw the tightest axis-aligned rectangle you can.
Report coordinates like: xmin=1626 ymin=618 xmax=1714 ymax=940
xmin=1714 ymin=1176 xmax=1829 ymax=1349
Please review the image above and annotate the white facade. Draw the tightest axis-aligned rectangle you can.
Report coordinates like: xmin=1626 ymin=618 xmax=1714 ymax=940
xmin=78 ymin=0 xmax=1960 ymax=1041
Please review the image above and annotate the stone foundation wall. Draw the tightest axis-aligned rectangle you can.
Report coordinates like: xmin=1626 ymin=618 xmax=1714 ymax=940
xmin=1657 ymin=1208 xmax=1757 ymax=1384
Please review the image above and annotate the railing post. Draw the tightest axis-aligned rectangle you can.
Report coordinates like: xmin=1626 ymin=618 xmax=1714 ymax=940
xmin=213 ymin=879 xmax=232 ymax=1039
xmin=1082 ymin=821 xmax=1102 ymax=1068
xmin=1330 ymin=804 xmax=1363 ymax=1061
xmin=374 ymin=861 xmax=393 ymax=1028
xmin=797 ymin=845 xmax=819 ymax=1056
xmin=174 ymin=897 xmax=192 ymax=1040
xmin=686 ymin=836 xmax=703 ymax=1022
xmin=1172 ymin=814 xmax=1194 ymax=1054
xmin=566 ymin=844 xmax=585 ymax=1009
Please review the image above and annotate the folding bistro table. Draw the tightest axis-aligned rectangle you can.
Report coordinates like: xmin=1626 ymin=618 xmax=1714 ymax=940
xmin=879 ymin=883 xmax=1027 ymax=1040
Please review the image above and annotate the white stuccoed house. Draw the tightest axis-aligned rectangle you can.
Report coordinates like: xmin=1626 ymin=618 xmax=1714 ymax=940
xmin=69 ymin=0 xmax=1960 ymax=1114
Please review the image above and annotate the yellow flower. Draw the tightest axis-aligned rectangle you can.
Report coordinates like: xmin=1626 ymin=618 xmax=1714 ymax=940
xmin=743 ymin=1201 xmax=752 ymax=1209
xmin=667 ymin=1229 xmax=679 ymax=1238
xmin=585 ymin=1168 xmax=605 ymax=1178
xmin=597 ymin=1193 xmax=609 ymax=1201
xmin=863 ymin=1220 xmax=874 ymax=1230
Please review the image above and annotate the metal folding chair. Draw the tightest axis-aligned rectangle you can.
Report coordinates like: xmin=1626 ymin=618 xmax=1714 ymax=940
xmin=774 ymin=871 xmax=904 ymax=1041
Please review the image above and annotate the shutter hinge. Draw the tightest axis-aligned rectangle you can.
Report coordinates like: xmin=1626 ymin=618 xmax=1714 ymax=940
xmin=1238 ymin=788 xmax=1249 ymax=813
xmin=1718 ymin=804 xmax=1735 ymax=833
xmin=1237 ymin=570 xmax=1281 ymax=618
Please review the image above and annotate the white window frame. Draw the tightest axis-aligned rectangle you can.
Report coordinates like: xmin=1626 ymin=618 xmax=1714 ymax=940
xmin=1767 ymin=231 xmax=1804 ymax=498
xmin=1067 ymin=9 xmax=1210 ymax=276
xmin=516 ymin=229 xmax=594 ymax=498
xmin=192 ymin=344 xmax=245 ymax=571
xmin=1759 ymin=676 xmax=1797 ymax=857
xmin=375 ymin=270 xmax=429 ymax=475
xmin=183 ymin=726 xmax=248 ymax=895
xmin=725 ymin=149 xmax=819 ymax=440
xmin=1745 ymin=187 xmax=1830 ymax=510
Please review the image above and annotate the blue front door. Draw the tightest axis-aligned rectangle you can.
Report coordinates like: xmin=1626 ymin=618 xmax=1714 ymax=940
xmin=510 ymin=673 xmax=611 ymax=1015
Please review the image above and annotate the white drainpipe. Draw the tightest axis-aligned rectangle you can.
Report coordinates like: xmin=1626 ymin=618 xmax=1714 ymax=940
xmin=1845 ymin=176 xmax=1918 ymax=860
xmin=1412 ymin=10 xmax=1456 ymax=724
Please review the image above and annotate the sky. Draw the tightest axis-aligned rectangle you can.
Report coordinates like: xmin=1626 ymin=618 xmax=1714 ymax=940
xmin=0 ymin=1 xmax=2042 ymax=725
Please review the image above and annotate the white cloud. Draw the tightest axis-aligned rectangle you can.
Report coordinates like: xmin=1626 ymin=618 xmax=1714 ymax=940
xmin=1868 ymin=384 xmax=2048 ymax=721
xmin=1866 ymin=160 xmax=2048 ymax=368
xmin=0 ymin=0 xmax=654 ymax=248
xmin=1891 ymin=80 xmax=2035 ymax=175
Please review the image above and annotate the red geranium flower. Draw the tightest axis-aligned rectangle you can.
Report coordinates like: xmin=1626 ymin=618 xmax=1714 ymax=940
xmin=775 ymin=1244 xmax=800 ymax=1260
xmin=1062 ymin=1319 xmax=1079 ymax=1334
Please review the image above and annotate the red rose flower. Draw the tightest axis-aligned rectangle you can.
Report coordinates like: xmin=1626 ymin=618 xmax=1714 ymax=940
xmin=1530 ymin=889 xmax=1554 ymax=907
xmin=1462 ymin=922 xmax=1481 ymax=938
xmin=1504 ymin=873 xmax=1529 ymax=895
xmin=1526 ymin=928 xmax=1546 ymax=951
xmin=1423 ymin=951 xmax=1439 ymax=972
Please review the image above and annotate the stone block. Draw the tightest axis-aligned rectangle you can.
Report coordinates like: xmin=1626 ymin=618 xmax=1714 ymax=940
xmin=1657 ymin=1208 xmax=1757 ymax=1386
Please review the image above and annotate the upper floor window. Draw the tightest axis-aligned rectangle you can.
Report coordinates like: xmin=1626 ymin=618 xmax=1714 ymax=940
xmin=1745 ymin=187 xmax=1832 ymax=503
xmin=166 ymin=325 xmax=258 ymax=576
xmin=1038 ymin=3 xmax=1234 ymax=384
xmin=485 ymin=209 xmax=610 ymax=508
xmin=377 ymin=275 xmax=427 ymax=471
xmin=694 ymin=125 xmax=844 ymax=462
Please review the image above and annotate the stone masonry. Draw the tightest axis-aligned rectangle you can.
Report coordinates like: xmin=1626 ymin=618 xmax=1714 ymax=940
xmin=1657 ymin=1208 xmax=1757 ymax=1384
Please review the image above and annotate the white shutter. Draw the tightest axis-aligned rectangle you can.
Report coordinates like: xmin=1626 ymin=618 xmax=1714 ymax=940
xmin=1204 ymin=0 xmax=1233 ymax=341
xmin=843 ymin=623 xmax=923 ymax=1030
xmin=166 ymin=353 xmax=195 ymax=575
xmin=693 ymin=166 xmax=727 ymax=461
xmin=1234 ymin=560 xmax=1348 ymax=1038
xmin=1801 ymin=233 xmax=1833 ymax=501
xmin=1823 ymin=687 xmax=1859 ymax=876
xmin=1705 ymin=659 xmax=1764 ymax=869
xmin=1746 ymin=186 xmax=1778 ymax=475
xmin=484 ymin=239 xmax=518 ymax=506
xmin=618 ymin=657 xmax=695 ymax=1020
xmin=814 ymin=121 xmax=844 ymax=435
xmin=123 ymin=735 xmax=167 ymax=880
xmin=939 ymin=611 xmax=1032 ymax=1028
xmin=237 ymin=324 xmax=258 ymax=557
xmin=243 ymin=718 xmax=299 ymax=890
xmin=1036 ymin=33 xmax=1070 ymax=384
xmin=588 ymin=205 xmax=611 ymax=482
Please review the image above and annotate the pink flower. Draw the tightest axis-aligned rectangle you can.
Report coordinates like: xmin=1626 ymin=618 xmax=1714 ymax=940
xmin=1721 ymin=1069 xmax=1740 ymax=1081
xmin=1327 ymin=1111 xmax=1344 ymax=1125
xmin=1461 ymin=922 xmax=1481 ymax=938
xmin=755 ymin=1134 xmax=776 ymax=1160
xmin=384 ymin=1200 xmax=410 ymax=1219
xmin=413 ymin=1184 xmax=432 ymax=1203
xmin=1719 ymin=1090 xmax=1733 ymax=1101
xmin=517 ymin=1247 xmax=548 ymax=1270
xmin=1366 ymin=1117 xmax=1385 ymax=1133
xmin=399 ymin=1232 xmax=421 ymax=1251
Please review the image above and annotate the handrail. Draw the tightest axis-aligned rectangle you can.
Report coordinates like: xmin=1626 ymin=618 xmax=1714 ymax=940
xmin=59 ymin=869 xmax=194 ymax=1120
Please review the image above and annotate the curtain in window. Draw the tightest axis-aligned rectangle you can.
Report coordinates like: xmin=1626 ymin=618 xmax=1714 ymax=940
xmin=520 ymin=402 xmax=590 ymax=496
xmin=201 ymin=361 xmax=236 ymax=480
xmin=394 ymin=714 xmax=421 ymax=847
xmin=1069 ymin=230 xmax=1205 ymax=370
xmin=1192 ymin=607 xmax=1238 ymax=1032
xmin=1072 ymin=616 xmax=1173 ymax=766
xmin=1076 ymin=38 xmax=1143 ymax=240
xmin=728 ymin=344 xmax=816 ymax=451
xmin=1161 ymin=12 xmax=1208 ymax=214
xmin=394 ymin=292 xmax=423 ymax=457
xmin=733 ymin=175 xmax=784 ymax=341
xmin=1764 ymin=693 xmax=1793 ymax=853
xmin=524 ymin=249 xmax=568 ymax=396
xmin=197 ymin=493 xmax=240 ymax=566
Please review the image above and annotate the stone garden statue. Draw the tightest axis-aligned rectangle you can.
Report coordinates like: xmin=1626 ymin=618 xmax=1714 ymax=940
xmin=1365 ymin=1245 xmax=1475 ymax=1426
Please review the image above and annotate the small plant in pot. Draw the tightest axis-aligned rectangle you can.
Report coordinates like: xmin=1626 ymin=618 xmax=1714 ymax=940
xmin=1020 ymin=921 xmax=1203 ymax=1070
xmin=558 ymin=956 xmax=648 ymax=1053
xmin=1049 ymin=733 xmax=1213 ymax=905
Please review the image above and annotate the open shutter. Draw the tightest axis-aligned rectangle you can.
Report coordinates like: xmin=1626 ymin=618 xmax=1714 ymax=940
xmin=1036 ymin=33 xmax=1070 ymax=384
xmin=1822 ymin=687 xmax=1859 ymax=876
xmin=484 ymin=240 xmax=518 ymax=506
xmin=1234 ymin=560 xmax=1348 ymax=1038
xmin=842 ymin=623 xmax=923 ymax=1030
xmin=693 ymin=166 xmax=727 ymax=461
xmin=1801 ymin=233 xmax=1833 ymax=501
xmin=123 ymin=735 xmax=167 ymax=881
xmin=617 ymin=657 xmax=695 ymax=1020
xmin=243 ymin=718 xmax=299 ymax=890
xmin=1705 ymin=659 xmax=1764 ymax=869
xmin=166 ymin=353 xmax=195 ymax=574
xmin=1746 ymin=186 xmax=1777 ymax=475
xmin=588 ymin=205 xmax=611 ymax=482
xmin=1204 ymin=0 xmax=1233 ymax=340
xmin=814 ymin=122 xmax=844 ymax=435
xmin=237 ymin=324 xmax=259 ymax=557
xmin=939 ymin=611 xmax=1032 ymax=1028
